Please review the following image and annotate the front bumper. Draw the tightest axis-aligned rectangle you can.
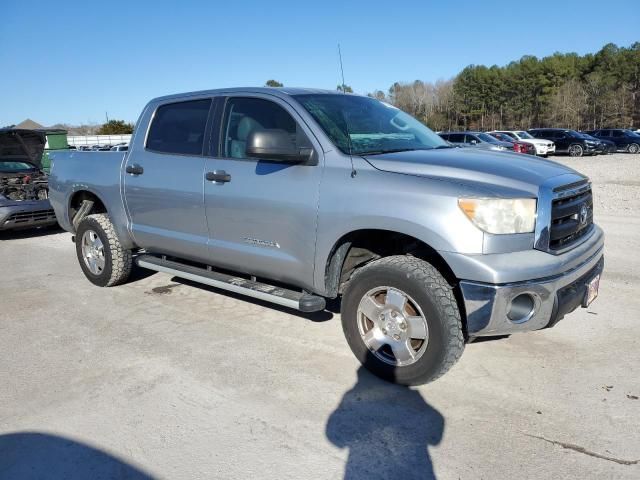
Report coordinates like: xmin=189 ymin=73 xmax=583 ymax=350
xmin=536 ymin=144 xmax=555 ymax=155
xmin=0 ymin=200 xmax=58 ymax=231
xmin=454 ymin=228 xmax=604 ymax=337
xmin=584 ymin=144 xmax=599 ymax=154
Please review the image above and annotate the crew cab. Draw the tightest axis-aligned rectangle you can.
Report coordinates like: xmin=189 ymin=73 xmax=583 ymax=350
xmin=49 ymin=88 xmax=604 ymax=385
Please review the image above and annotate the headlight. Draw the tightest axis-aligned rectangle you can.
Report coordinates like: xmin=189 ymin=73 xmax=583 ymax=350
xmin=458 ymin=198 xmax=536 ymax=234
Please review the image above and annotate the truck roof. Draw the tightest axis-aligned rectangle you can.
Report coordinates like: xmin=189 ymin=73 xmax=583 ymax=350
xmin=151 ymin=87 xmax=344 ymax=103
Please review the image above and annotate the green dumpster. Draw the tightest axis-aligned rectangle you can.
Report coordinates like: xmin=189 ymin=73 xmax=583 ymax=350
xmin=41 ymin=129 xmax=68 ymax=172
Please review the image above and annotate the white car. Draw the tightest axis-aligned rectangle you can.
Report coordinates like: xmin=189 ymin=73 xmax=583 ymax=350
xmin=490 ymin=130 xmax=555 ymax=156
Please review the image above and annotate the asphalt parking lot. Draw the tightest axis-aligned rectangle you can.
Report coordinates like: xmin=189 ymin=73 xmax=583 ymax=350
xmin=1 ymin=153 xmax=639 ymax=479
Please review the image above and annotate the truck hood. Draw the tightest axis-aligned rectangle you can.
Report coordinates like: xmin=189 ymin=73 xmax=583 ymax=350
xmin=0 ymin=129 xmax=46 ymax=170
xmin=363 ymin=148 xmax=583 ymax=196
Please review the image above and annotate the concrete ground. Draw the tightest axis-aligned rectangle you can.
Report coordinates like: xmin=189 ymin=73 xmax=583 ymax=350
xmin=1 ymin=153 xmax=638 ymax=479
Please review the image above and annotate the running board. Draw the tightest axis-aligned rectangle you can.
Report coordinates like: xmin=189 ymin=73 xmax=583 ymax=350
xmin=136 ymin=254 xmax=326 ymax=313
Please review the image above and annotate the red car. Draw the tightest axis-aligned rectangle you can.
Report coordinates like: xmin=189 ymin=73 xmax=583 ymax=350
xmin=489 ymin=132 xmax=535 ymax=155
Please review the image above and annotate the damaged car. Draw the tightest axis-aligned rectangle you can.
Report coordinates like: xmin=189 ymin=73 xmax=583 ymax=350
xmin=0 ymin=129 xmax=58 ymax=231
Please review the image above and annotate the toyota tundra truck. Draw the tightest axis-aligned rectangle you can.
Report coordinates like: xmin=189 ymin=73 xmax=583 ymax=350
xmin=48 ymin=88 xmax=604 ymax=385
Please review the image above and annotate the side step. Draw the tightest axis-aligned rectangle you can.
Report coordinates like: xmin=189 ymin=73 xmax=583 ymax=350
xmin=136 ymin=254 xmax=326 ymax=313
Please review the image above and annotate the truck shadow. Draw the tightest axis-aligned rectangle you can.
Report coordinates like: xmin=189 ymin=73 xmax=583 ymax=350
xmin=0 ymin=431 xmax=155 ymax=479
xmin=171 ymin=276 xmax=334 ymax=322
xmin=326 ymin=366 xmax=444 ymax=480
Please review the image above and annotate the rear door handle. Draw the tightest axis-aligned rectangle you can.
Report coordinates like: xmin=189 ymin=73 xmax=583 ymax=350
xmin=206 ymin=170 xmax=231 ymax=183
xmin=125 ymin=164 xmax=144 ymax=175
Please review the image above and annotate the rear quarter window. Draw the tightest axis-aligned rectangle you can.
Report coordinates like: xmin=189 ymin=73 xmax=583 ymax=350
xmin=146 ymin=99 xmax=212 ymax=155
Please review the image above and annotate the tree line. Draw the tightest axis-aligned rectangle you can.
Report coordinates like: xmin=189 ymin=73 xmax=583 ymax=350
xmin=82 ymin=42 xmax=640 ymax=138
xmin=369 ymin=42 xmax=639 ymax=132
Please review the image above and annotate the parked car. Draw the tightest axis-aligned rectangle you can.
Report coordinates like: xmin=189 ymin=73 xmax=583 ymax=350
xmin=490 ymin=130 xmax=555 ymax=156
xmin=583 ymin=129 xmax=640 ymax=154
xmin=110 ymin=145 xmax=128 ymax=152
xmin=528 ymin=128 xmax=598 ymax=157
xmin=488 ymin=133 xmax=536 ymax=155
xmin=49 ymin=88 xmax=604 ymax=385
xmin=438 ymin=131 xmax=513 ymax=151
xmin=0 ymin=129 xmax=57 ymax=231
xmin=580 ymin=133 xmax=616 ymax=155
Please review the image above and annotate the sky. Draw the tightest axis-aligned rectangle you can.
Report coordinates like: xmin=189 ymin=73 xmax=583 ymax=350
xmin=2 ymin=0 xmax=638 ymax=126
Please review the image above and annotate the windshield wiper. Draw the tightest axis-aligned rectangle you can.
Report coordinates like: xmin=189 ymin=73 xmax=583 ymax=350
xmin=358 ymin=148 xmax=426 ymax=156
xmin=432 ymin=145 xmax=454 ymax=149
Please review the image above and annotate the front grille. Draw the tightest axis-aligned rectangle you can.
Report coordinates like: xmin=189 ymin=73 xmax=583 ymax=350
xmin=549 ymin=184 xmax=593 ymax=251
xmin=4 ymin=209 xmax=57 ymax=225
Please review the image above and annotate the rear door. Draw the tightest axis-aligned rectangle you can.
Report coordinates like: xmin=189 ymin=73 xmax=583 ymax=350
xmin=123 ymin=98 xmax=213 ymax=261
xmin=610 ymin=129 xmax=626 ymax=147
xmin=203 ymin=94 xmax=322 ymax=290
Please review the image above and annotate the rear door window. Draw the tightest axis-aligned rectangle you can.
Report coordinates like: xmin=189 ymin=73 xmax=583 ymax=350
xmin=146 ymin=99 xmax=212 ymax=155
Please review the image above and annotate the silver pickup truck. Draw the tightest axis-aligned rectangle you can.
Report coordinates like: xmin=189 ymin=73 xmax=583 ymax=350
xmin=49 ymin=88 xmax=604 ymax=385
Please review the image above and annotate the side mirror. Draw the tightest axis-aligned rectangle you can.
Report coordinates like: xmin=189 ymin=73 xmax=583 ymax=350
xmin=246 ymin=129 xmax=313 ymax=163
xmin=470 ymin=139 xmax=478 ymax=145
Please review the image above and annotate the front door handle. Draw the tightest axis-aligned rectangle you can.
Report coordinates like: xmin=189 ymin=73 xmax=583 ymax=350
xmin=206 ymin=170 xmax=231 ymax=183
xmin=125 ymin=164 xmax=144 ymax=175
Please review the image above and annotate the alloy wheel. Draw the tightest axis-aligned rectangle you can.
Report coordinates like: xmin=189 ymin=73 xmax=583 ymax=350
xmin=357 ymin=286 xmax=429 ymax=366
xmin=81 ymin=229 xmax=106 ymax=275
xmin=569 ymin=144 xmax=583 ymax=157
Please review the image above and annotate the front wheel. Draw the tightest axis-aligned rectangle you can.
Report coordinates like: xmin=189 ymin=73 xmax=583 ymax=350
xmin=628 ymin=143 xmax=640 ymax=154
xmin=568 ymin=144 xmax=584 ymax=157
xmin=341 ymin=256 xmax=464 ymax=385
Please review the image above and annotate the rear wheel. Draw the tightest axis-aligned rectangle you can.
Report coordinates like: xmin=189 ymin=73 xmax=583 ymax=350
xmin=568 ymin=144 xmax=584 ymax=157
xmin=75 ymin=214 xmax=132 ymax=287
xmin=628 ymin=143 xmax=640 ymax=154
xmin=341 ymin=255 xmax=464 ymax=385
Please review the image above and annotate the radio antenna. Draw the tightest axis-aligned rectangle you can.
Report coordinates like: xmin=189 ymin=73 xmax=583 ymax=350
xmin=338 ymin=43 xmax=346 ymax=93
xmin=337 ymin=43 xmax=356 ymax=177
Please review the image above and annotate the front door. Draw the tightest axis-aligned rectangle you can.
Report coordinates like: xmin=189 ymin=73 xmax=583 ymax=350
xmin=123 ymin=98 xmax=212 ymax=261
xmin=204 ymin=95 xmax=322 ymax=291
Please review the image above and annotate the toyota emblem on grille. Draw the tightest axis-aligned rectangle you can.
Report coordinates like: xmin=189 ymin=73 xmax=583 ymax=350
xmin=579 ymin=204 xmax=589 ymax=225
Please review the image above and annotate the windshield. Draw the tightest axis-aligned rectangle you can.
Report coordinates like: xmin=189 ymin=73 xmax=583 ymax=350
xmin=515 ymin=131 xmax=533 ymax=139
xmin=294 ymin=94 xmax=449 ymax=155
xmin=0 ymin=161 xmax=36 ymax=172
xmin=623 ymin=129 xmax=640 ymax=137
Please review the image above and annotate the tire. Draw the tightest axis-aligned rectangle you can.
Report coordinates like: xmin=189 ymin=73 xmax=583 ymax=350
xmin=568 ymin=144 xmax=584 ymax=157
xmin=628 ymin=143 xmax=640 ymax=154
xmin=75 ymin=213 xmax=132 ymax=287
xmin=340 ymin=255 xmax=464 ymax=385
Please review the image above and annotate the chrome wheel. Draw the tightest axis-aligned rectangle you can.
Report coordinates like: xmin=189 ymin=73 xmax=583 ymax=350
xmin=81 ymin=229 xmax=105 ymax=275
xmin=569 ymin=144 xmax=583 ymax=157
xmin=357 ymin=286 xmax=429 ymax=367
xmin=628 ymin=143 xmax=639 ymax=154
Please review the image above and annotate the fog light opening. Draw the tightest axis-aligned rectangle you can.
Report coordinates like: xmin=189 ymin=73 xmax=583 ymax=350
xmin=507 ymin=293 xmax=536 ymax=323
